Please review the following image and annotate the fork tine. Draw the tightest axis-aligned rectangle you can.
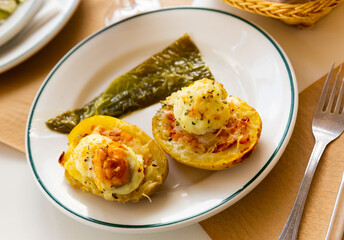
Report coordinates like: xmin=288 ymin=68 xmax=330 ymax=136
xmin=334 ymin=74 xmax=344 ymax=113
xmin=317 ymin=63 xmax=335 ymax=113
xmin=327 ymin=64 xmax=342 ymax=112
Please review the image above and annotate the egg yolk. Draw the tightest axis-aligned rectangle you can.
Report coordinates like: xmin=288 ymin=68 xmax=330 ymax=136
xmin=173 ymin=78 xmax=230 ymax=135
xmin=93 ymin=142 xmax=131 ymax=188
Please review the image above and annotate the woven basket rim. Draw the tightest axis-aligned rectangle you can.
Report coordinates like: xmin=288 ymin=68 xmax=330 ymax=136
xmin=222 ymin=0 xmax=344 ymax=18
xmin=238 ymin=0 xmax=342 ymax=6
xmin=224 ymin=0 xmax=344 ymax=9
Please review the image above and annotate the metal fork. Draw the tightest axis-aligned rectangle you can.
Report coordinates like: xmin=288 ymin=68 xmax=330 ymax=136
xmin=279 ymin=63 xmax=344 ymax=240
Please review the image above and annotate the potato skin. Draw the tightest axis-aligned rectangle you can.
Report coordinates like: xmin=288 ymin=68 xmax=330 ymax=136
xmin=61 ymin=115 xmax=168 ymax=203
xmin=152 ymin=96 xmax=262 ymax=170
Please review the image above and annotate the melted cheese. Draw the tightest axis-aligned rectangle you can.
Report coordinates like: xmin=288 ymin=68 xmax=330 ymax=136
xmin=173 ymin=78 xmax=230 ymax=135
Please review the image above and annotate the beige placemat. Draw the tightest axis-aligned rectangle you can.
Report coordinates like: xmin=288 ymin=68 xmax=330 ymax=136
xmin=0 ymin=1 xmax=343 ymax=239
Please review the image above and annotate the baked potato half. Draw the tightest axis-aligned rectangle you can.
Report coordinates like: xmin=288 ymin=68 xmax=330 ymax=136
xmin=152 ymin=79 xmax=262 ymax=170
xmin=59 ymin=115 xmax=168 ymax=203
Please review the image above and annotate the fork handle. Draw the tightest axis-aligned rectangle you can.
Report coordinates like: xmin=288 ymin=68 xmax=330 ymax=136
xmin=278 ymin=139 xmax=328 ymax=240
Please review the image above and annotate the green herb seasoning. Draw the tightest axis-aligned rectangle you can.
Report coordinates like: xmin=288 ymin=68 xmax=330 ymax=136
xmin=46 ymin=34 xmax=214 ymax=133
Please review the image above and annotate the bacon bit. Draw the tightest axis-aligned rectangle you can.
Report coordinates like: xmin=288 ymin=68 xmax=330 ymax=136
xmin=91 ymin=125 xmax=95 ymax=131
xmin=224 ymin=118 xmax=247 ymax=134
xmin=213 ymin=142 xmax=229 ymax=153
xmin=239 ymin=117 xmax=250 ymax=129
xmin=82 ymin=133 xmax=89 ymax=138
xmin=218 ymin=129 xmax=229 ymax=138
xmin=58 ymin=152 xmax=65 ymax=166
xmin=109 ymin=130 xmax=121 ymax=136
xmin=170 ymin=129 xmax=184 ymax=141
xmin=99 ymin=127 xmax=106 ymax=135
xmin=165 ymin=112 xmax=177 ymax=129
xmin=172 ymin=132 xmax=181 ymax=141
xmin=242 ymin=116 xmax=250 ymax=122
xmin=127 ymin=136 xmax=134 ymax=142
xmin=94 ymin=143 xmax=131 ymax=187
xmin=120 ymin=133 xmax=134 ymax=142
xmin=170 ymin=129 xmax=176 ymax=136
xmin=230 ymin=125 xmax=238 ymax=133
xmin=166 ymin=112 xmax=174 ymax=121
xmin=109 ymin=129 xmax=133 ymax=143
xmin=239 ymin=135 xmax=250 ymax=144
xmin=213 ymin=140 xmax=236 ymax=153
xmin=165 ymin=110 xmax=204 ymax=151
xmin=138 ymin=168 xmax=142 ymax=173
xmin=110 ymin=133 xmax=121 ymax=141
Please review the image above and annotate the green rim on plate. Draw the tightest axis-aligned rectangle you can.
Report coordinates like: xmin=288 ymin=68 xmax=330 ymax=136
xmin=26 ymin=7 xmax=296 ymax=230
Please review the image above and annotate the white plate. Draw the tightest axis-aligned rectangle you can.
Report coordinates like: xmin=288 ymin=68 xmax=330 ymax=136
xmin=0 ymin=0 xmax=43 ymax=46
xmin=0 ymin=0 xmax=79 ymax=74
xmin=26 ymin=8 xmax=298 ymax=233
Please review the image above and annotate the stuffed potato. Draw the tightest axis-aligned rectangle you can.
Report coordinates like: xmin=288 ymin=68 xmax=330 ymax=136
xmin=152 ymin=79 xmax=262 ymax=170
xmin=58 ymin=115 xmax=168 ymax=203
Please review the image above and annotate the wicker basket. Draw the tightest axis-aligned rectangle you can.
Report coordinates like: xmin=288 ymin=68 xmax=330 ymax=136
xmin=221 ymin=0 xmax=344 ymax=28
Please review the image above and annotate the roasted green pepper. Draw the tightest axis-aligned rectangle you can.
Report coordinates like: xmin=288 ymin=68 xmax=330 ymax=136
xmin=46 ymin=34 xmax=214 ymax=133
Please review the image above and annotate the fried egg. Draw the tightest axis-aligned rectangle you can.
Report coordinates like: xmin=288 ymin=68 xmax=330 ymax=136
xmin=59 ymin=115 xmax=168 ymax=203
xmin=68 ymin=133 xmax=144 ymax=198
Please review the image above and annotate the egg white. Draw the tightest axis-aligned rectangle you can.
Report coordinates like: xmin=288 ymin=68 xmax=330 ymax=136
xmin=69 ymin=133 xmax=145 ymax=196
